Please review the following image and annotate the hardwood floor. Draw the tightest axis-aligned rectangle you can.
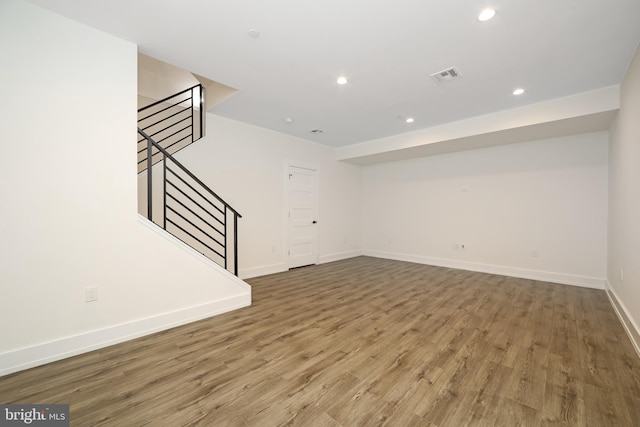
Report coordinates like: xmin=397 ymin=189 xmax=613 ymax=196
xmin=2 ymin=256 xmax=640 ymax=426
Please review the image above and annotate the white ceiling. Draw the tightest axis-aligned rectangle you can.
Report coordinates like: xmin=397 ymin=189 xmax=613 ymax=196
xmin=27 ymin=0 xmax=640 ymax=148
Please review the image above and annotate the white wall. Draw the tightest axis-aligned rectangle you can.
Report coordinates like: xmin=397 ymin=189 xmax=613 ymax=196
xmin=361 ymin=132 xmax=609 ymax=288
xmin=608 ymin=44 xmax=640 ymax=352
xmin=0 ymin=0 xmax=249 ymax=376
xmin=175 ymin=115 xmax=363 ymax=278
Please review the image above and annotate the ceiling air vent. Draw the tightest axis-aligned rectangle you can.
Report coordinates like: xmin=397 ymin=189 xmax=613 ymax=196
xmin=430 ymin=67 xmax=461 ymax=84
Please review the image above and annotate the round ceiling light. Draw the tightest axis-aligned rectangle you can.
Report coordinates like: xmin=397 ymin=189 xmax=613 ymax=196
xmin=512 ymin=88 xmax=525 ymax=95
xmin=405 ymin=117 xmax=415 ymax=123
xmin=337 ymin=76 xmax=348 ymax=85
xmin=478 ymin=9 xmax=496 ymax=21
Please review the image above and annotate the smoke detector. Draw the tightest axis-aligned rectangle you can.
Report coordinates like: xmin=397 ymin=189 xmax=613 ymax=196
xmin=430 ymin=67 xmax=461 ymax=84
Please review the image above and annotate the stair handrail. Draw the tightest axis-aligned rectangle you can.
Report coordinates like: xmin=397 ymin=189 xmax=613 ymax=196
xmin=138 ymin=84 xmax=203 ymax=113
xmin=137 ymin=84 xmax=204 ymax=171
xmin=138 ymin=127 xmax=242 ymax=275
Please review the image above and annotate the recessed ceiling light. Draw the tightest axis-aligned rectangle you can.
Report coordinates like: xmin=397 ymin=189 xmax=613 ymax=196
xmin=478 ymin=9 xmax=496 ymax=22
xmin=284 ymin=117 xmax=294 ymax=124
xmin=336 ymin=76 xmax=348 ymax=85
xmin=405 ymin=117 xmax=415 ymax=123
xmin=247 ymin=29 xmax=260 ymax=38
xmin=512 ymin=88 xmax=525 ymax=95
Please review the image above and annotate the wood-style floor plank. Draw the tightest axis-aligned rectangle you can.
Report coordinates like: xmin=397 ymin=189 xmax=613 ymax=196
xmin=1 ymin=256 xmax=640 ymax=426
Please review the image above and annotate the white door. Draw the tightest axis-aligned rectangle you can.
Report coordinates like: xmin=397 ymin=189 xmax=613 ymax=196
xmin=288 ymin=166 xmax=318 ymax=269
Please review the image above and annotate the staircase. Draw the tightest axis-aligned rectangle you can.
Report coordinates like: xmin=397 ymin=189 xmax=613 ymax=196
xmin=137 ymin=85 xmax=242 ymax=276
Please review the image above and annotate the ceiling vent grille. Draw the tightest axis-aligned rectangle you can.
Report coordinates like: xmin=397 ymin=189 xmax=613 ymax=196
xmin=430 ymin=67 xmax=461 ymax=84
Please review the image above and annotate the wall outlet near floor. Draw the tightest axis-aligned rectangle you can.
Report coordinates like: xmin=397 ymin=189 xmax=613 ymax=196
xmin=531 ymin=250 xmax=539 ymax=258
xmin=85 ymin=286 xmax=98 ymax=302
xmin=453 ymin=243 xmax=460 ymax=250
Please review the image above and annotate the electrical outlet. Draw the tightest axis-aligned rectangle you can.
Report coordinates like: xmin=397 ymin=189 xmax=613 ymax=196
xmin=85 ymin=286 xmax=98 ymax=303
xmin=453 ymin=243 xmax=459 ymax=250
xmin=531 ymin=250 xmax=539 ymax=258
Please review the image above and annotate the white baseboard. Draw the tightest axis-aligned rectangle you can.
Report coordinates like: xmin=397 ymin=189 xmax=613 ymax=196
xmin=363 ymin=250 xmax=606 ymax=289
xmin=239 ymin=251 xmax=363 ymax=279
xmin=0 ymin=293 xmax=250 ymax=377
xmin=605 ymin=281 xmax=640 ymax=358
xmin=319 ymin=250 xmax=363 ymax=264
xmin=240 ymin=263 xmax=287 ymax=279
xmin=0 ymin=216 xmax=252 ymax=376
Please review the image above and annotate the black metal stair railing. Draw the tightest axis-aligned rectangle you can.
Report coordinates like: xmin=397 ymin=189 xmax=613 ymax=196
xmin=137 ymin=84 xmax=204 ymax=173
xmin=139 ymin=128 xmax=242 ymax=276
